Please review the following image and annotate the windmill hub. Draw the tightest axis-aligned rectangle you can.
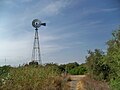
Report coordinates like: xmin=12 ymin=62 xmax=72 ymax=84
xmin=32 ymin=19 xmax=46 ymax=30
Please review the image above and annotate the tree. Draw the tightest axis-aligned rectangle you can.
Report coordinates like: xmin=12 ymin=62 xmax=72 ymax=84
xmin=106 ymin=29 xmax=120 ymax=77
xmin=106 ymin=28 xmax=120 ymax=89
xmin=86 ymin=49 xmax=110 ymax=80
xmin=65 ymin=62 xmax=79 ymax=73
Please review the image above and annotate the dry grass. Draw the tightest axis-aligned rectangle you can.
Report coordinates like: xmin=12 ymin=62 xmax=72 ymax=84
xmin=0 ymin=66 xmax=63 ymax=90
xmin=77 ymin=76 xmax=110 ymax=90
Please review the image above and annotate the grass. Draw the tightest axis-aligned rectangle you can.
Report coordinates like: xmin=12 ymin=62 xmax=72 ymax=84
xmin=0 ymin=65 xmax=63 ymax=90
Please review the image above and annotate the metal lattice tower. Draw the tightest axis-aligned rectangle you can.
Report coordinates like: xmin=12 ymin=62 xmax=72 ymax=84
xmin=31 ymin=19 xmax=46 ymax=64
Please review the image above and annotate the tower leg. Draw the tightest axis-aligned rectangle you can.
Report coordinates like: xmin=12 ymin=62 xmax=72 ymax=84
xmin=31 ymin=29 xmax=42 ymax=64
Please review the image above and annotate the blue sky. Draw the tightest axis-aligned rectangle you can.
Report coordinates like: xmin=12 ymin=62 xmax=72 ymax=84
xmin=0 ymin=0 xmax=120 ymax=66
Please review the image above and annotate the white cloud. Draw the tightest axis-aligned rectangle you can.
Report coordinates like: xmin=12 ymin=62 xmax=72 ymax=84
xmin=81 ymin=7 xmax=119 ymax=16
xmin=3 ymin=0 xmax=33 ymax=4
xmin=41 ymin=44 xmax=69 ymax=54
xmin=81 ymin=21 xmax=103 ymax=27
xmin=42 ymin=0 xmax=71 ymax=15
xmin=101 ymin=8 xmax=119 ymax=12
xmin=0 ymin=39 xmax=31 ymax=57
xmin=40 ymin=35 xmax=60 ymax=42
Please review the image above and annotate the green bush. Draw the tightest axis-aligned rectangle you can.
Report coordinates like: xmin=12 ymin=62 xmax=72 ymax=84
xmin=110 ymin=76 xmax=120 ymax=90
xmin=68 ymin=66 xmax=87 ymax=75
xmin=0 ymin=65 xmax=11 ymax=77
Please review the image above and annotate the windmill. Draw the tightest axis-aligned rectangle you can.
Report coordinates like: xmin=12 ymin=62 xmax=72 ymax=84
xmin=30 ymin=19 xmax=46 ymax=65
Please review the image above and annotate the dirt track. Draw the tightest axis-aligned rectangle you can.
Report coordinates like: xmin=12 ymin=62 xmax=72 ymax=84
xmin=65 ymin=75 xmax=86 ymax=90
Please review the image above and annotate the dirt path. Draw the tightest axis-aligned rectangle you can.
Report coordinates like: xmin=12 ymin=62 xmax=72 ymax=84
xmin=69 ymin=80 xmax=78 ymax=90
xmin=65 ymin=75 xmax=86 ymax=90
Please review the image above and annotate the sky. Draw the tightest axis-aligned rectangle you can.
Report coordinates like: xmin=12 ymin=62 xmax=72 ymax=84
xmin=0 ymin=0 xmax=120 ymax=66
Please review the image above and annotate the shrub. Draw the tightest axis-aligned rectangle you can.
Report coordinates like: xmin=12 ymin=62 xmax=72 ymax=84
xmin=68 ymin=66 xmax=87 ymax=75
xmin=110 ymin=77 xmax=120 ymax=90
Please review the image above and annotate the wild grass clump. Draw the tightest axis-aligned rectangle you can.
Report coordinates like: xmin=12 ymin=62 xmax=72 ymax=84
xmin=0 ymin=65 xmax=63 ymax=90
xmin=77 ymin=76 xmax=110 ymax=90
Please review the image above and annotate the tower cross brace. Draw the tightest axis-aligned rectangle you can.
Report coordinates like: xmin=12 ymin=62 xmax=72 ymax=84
xmin=32 ymin=28 xmax=41 ymax=64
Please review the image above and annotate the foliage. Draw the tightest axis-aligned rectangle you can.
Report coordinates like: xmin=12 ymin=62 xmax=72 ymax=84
xmin=86 ymin=49 xmax=110 ymax=80
xmin=58 ymin=64 xmax=66 ymax=73
xmin=64 ymin=62 xmax=79 ymax=73
xmin=68 ymin=65 xmax=87 ymax=75
xmin=58 ymin=62 xmax=80 ymax=74
xmin=85 ymin=27 xmax=120 ymax=90
xmin=106 ymin=29 xmax=120 ymax=90
xmin=0 ymin=65 xmax=12 ymax=85
xmin=110 ymin=76 xmax=120 ymax=90
xmin=0 ymin=65 xmax=11 ymax=77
